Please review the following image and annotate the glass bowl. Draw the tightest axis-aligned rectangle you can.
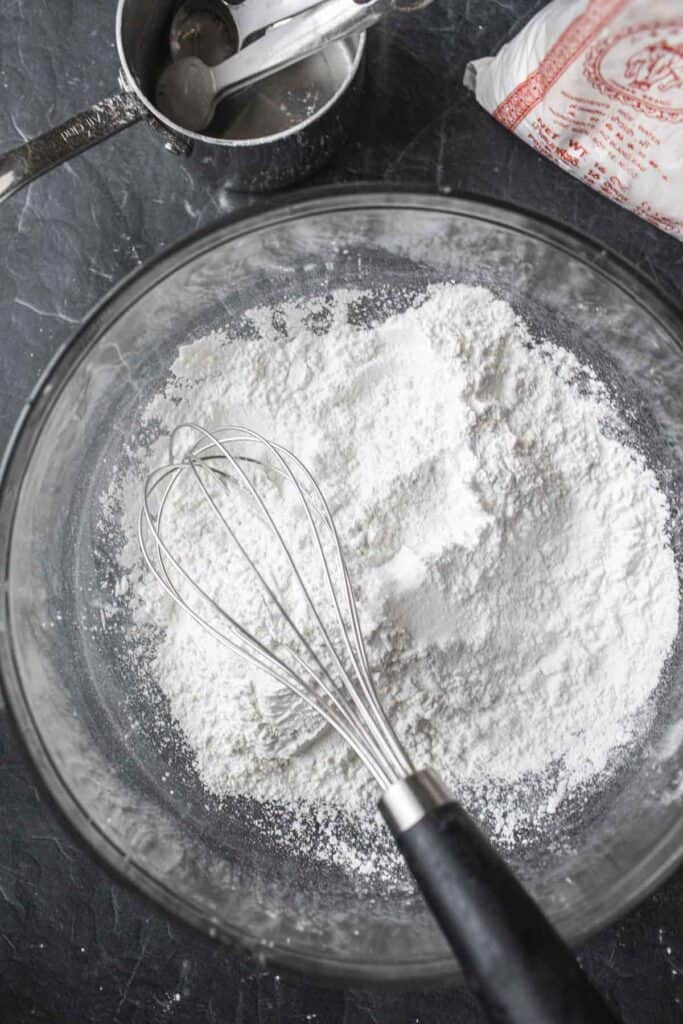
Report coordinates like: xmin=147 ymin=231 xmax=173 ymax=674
xmin=0 ymin=189 xmax=681 ymax=985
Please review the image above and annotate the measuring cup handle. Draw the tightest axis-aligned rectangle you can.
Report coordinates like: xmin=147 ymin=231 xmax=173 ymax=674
xmin=0 ymin=92 xmax=145 ymax=204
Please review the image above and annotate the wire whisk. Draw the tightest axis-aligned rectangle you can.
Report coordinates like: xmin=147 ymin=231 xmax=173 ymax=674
xmin=138 ymin=422 xmax=619 ymax=1024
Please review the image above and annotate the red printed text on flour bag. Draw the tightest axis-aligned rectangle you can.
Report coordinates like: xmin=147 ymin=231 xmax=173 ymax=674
xmin=465 ymin=0 xmax=683 ymax=239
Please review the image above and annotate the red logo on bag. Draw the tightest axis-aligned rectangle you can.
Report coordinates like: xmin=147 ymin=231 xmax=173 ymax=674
xmin=584 ymin=20 xmax=683 ymax=122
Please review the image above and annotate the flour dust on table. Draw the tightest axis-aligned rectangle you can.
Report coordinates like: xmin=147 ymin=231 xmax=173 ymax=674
xmin=104 ymin=283 xmax=679 ymax=879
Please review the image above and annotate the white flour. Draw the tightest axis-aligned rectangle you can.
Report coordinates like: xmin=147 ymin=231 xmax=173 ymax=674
xmin=110 ymin=283 xmax=679 ymax=864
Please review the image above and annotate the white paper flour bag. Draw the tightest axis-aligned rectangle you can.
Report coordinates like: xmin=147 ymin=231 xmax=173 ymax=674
xmin=465 ymin=0 xmax=683 ymax=240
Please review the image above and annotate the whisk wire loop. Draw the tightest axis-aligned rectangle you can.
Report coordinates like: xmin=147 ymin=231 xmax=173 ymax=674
xmin=139 ymin=423 xmax=413 ymax=788
xmin=141 ymin=460 xmax=388 ymax=784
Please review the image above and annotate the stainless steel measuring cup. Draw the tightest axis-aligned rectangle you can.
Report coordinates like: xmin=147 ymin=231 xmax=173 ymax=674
xmin=0 ymin=0 xmax=365 ymax=202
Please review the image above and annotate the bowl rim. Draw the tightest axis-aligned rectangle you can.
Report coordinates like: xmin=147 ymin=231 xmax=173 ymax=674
xmin=0 ymin=185 xmax=682 ymax=986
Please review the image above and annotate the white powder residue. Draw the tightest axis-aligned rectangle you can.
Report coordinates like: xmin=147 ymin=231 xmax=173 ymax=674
xmin=109 ymin=283 xmax=679 ymax=862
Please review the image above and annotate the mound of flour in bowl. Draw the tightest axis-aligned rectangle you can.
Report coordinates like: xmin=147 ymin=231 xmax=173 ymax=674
xmin=110 ymin=283 xmax=678 ymax=860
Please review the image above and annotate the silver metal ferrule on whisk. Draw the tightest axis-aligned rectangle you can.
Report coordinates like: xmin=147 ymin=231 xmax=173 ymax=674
xmin=379 ymin=768 xmax=450 ymax=836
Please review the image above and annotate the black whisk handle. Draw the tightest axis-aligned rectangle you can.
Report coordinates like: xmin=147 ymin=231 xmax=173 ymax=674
xmin=380 ymin=773 xmax=620 ymax=1024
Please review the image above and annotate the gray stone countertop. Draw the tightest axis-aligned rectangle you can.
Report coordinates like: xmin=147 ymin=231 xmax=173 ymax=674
xmin=0 ymin=0 xmax=682 ymax=1021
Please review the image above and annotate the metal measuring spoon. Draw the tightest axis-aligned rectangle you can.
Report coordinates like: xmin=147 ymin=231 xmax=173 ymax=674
xmin=156 ymin=0 xmax=409 ymax=133
xmin=169 ymin=0 xmax=337 ymax=64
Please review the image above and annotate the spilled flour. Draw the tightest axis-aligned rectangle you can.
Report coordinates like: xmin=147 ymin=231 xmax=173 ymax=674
xmin=107 ymin=283 xmax=679 ymax=870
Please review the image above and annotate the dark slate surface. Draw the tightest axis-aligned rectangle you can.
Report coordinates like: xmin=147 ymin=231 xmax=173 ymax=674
xmin=1 ymin=1 xmax=682 ymax=1021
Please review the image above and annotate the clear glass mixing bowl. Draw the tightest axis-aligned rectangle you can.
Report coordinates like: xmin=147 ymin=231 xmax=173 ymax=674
xmin=0 ymin=190 xmax=681 ymax=984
